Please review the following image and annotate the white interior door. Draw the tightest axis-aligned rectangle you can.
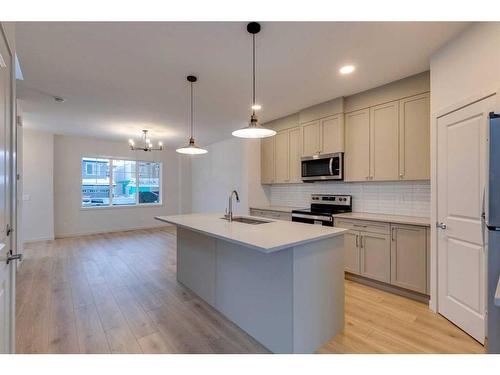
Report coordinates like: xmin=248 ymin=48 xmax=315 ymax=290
xmin=0 ymin=30 xmax=13 ymax=354
xmin=437 ymin=95 xmax=496 ymax=344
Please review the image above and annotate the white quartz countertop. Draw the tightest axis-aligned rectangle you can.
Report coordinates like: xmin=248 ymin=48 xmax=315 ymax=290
xmin=249 ymin=205 xmax=304 ymax=213
xmin=332 ymin=212 xmax=430 ymax=227
xmin=155 ymin=213 xmax=347 ymax=253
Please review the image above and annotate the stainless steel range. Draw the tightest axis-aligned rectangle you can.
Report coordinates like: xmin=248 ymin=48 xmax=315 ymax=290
xmin=291 ymin=194 xmax=352 ymax=226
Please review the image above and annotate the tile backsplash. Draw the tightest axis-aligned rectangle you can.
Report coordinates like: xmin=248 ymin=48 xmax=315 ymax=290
xmin=269 ymin=180 xmax=430 ymax=217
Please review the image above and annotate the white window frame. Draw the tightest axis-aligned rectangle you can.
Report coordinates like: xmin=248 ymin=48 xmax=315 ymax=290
xmin=81 ymin=156 xmax=163 ymax=209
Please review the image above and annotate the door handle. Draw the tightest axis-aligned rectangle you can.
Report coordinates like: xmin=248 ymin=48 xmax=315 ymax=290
xmin=436 ymin=222 xmax=447 ymax=230
xmin=6 ymin=250 xmax=23 ymax=265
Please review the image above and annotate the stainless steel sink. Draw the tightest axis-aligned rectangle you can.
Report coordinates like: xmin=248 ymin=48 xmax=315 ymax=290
xmin=220 ymin=216 xmax=272 ymax=225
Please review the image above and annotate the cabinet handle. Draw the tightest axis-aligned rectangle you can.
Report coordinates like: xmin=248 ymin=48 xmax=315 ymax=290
xmin=355 ymin=234 xmax=359 ymax=247
xmin=391 ymin=227 xmax=395 ymax=241
xmin=360 ymin=235 xmax=363 ymax=248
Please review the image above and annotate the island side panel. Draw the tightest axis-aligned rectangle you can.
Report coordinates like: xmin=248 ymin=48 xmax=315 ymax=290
xmin=292 ymin=236 xmax=345 ymax=353
xmin=177 ymin=227 xmax=217 ymax=305
xmin=214 ymin=239 xmax=294 ymax=354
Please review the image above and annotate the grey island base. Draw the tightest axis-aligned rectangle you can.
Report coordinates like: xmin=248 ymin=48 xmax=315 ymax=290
xmin=155 ymin=213 xmax=347 ymax=354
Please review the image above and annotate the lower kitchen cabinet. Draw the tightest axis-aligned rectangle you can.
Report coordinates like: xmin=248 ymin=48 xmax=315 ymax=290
xmin=344 ymin=230 xmax=360 ymax=274
xmin=335 ymin=217 xmax=429 ymax=296
xmin=359 ymin=232 xmax=391 ymax=283
xmin=390 ymin=224 xmax=427 ymax=293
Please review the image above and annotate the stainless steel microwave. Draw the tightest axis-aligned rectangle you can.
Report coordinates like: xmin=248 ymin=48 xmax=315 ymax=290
xmin=301 ymin=152 xmax=343 ymax=181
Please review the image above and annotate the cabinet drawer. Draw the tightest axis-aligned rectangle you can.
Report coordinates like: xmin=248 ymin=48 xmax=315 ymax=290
xmin=334 ymin=218 xmax=390 ymax=235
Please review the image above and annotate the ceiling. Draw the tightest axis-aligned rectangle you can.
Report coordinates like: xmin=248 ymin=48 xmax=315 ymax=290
xmin=16 ymin=22 xmax=469 ymax=147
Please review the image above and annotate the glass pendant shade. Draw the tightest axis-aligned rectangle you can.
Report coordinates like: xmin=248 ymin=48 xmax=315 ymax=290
xmin=176 ymin=137 xmax=208 ymax=155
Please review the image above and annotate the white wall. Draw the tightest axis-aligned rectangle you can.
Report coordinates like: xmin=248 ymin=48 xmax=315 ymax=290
xmin=191 ymin=137 xmax=269 ymax=214
xmin=431 ymin=22 xmax=500 ymax=115
xmin=53 ymin=134 xmax=190 ymax=237
xmin=22 ymin=129 xmax=54 ymax=241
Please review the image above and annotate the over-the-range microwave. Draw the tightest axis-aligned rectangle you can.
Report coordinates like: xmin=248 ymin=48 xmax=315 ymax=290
xmin=301 ymin=152 xmax=343 ymax=181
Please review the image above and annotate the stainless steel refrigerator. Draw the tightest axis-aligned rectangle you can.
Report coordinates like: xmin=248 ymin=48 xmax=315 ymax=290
xmin=487 ymin=112 xmax=500 ymax=353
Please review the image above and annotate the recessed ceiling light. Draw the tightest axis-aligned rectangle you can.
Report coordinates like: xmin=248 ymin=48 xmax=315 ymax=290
xmin=339 ymin=65 xmax=355 ymax=75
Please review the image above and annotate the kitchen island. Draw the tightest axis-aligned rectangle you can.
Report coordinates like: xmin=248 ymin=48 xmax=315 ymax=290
xmin=155 ymin=213 xmax=347 ymax=353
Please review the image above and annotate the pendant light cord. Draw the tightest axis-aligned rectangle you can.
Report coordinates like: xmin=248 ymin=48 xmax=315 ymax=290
xmin=190 ymin=81 xmax=194 ymax=139
xmin=252 ymin=33 xmax=256 ymax=115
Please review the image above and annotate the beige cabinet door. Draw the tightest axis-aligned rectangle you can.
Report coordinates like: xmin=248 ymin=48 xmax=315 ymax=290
xmin=261 ymin=136 xmax=275 ymax=184
xmin=321 ymin=114 xmax=344 ymax=154
xmin=274 ymin=130 xmax=289 ymax=183
xmin=344 ymin=230 xmax=360 ymax=274
xmin=399 ymin=92 xmax=430 ymax=180
xmin=345 ymin=109 xmax=370 ymax=181
xmin=288 ymin=127 xmax=301 ymax=183
xmin=301 ymin=120 xmax=320 ymax=157
xmin=360 ymin=232 xmax=391 ymax=283
xmin=370 ymin=101 xmax=399 ymax=181
xmin=390 ymin=224 xmax=427 ymax=294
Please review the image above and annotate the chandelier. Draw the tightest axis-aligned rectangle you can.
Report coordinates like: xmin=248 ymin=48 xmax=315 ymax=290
xmin=129 ymin=130 xmax=163 ymax=151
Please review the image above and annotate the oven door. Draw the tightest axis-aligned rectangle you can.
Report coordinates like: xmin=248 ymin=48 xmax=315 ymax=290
xmin=301 ymin=153 xmax=343 ymax=181
xmin=291 ymin=213 xmax=333 ymax=226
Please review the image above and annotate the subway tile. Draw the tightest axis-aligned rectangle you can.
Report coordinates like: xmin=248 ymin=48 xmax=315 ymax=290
xmin=269 ymin=181 xmax=430 ymax=217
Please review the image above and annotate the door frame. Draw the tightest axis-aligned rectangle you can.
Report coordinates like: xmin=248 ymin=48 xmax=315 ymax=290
xmin=431 ymin=86 xmax=500 ymax=315
xmin=0 ymin=23 xmax=17 ymax=354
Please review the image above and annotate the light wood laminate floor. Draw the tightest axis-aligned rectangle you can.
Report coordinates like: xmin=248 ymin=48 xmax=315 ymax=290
xmin=16 ymin=228 xmax=485 ymax=354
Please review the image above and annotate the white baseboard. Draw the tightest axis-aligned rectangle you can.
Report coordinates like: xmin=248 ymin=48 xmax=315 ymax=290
xmin=23 ymin=236 xmax=55 ymax=243
xmin=54 ymin=223 xmax=174 ymax=239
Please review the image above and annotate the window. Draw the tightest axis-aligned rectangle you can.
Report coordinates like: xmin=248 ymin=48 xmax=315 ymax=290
xmin=138 ymin=161 xmax=161 ymax=204
xmin=81 ymin=158 xmax=110 ymax=207
xmin=81 ymin=157 xmax=161 ymax=208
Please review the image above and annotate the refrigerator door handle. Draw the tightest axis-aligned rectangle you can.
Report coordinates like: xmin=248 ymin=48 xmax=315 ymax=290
xmin=481 ymin=183 xmax=486 ymax=248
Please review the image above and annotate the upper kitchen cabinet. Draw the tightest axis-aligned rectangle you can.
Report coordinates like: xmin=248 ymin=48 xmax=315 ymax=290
xmin=260 ymin=113 xmax=301 ymax=184
xmin=321 ymin=114 xmax=345 ymax=154
xmin=370 ymin=100 xmax=399 ymax=181
xmin=288 ymin=127 xmax=301 ymax=183
xmin=301 ymin=120 xmax=321 ymax=156
xmin=300 ymin=115 xmax=345 ymax=157
xmin=299 ymin=97 xmax=345 ymax=157
xmin=261 ymin=136 xmax=275 ymax=184
xmin=344 ymin=72 xmax=430 ymax=182
xmin=345 ymin=109 xmax=370 ymax=181
xmin=274 ymin=130 xmax=290 ymax=183
xmin=399 ymin=92 xmax=430 ymax=180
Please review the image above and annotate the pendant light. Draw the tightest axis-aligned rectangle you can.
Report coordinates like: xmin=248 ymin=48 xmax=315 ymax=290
xmin=176 ymin=75 xmax=208 ymax=155
xmin=232 ymin=22 xmax=276 ymax=139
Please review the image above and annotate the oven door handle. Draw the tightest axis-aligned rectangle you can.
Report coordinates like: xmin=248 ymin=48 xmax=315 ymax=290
xmin=329 ymin=157 xmax=333 ymax=175
xmin=292 ymin=213 xmax=332 ymax=222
